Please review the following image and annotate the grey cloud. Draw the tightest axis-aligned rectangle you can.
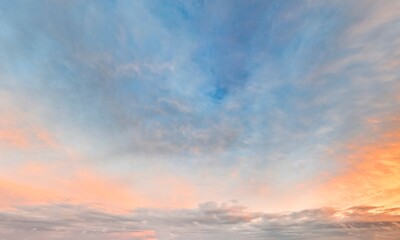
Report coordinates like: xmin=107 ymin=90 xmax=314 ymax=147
xmin=1 ymin=203 xmax=399 ymax=240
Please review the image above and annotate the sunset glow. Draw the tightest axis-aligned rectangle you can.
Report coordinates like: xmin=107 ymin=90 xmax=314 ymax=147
xmin=1 ymin=0 xmax=399 ymax=239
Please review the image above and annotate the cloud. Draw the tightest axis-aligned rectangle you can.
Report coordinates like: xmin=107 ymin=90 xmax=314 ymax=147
xmin=0 ymin=202 xmax=399 ymax=240
xmin=0 ymin=167 xmax=142 ymax=211
xmin=316 ymin=114 xmax=400 ymax=209
xmin=0 ymin=0 xmax=399 ymax=214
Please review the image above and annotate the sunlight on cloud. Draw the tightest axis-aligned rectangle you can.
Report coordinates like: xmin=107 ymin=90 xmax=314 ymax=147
xmin=0 ymin=202 xmax=399 ymax=240
xmin=0 ymin=0 xmax=399 ymax=239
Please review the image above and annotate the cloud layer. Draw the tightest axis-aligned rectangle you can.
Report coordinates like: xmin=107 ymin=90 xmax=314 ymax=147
xmin=1 ymin=202 xmax=400 ymax=240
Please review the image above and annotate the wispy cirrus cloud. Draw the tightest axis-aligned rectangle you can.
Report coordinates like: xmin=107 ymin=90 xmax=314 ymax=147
xmin=0 ymin=0 xmax=399 ymax=234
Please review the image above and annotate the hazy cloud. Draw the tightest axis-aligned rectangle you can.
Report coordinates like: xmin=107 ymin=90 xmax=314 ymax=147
xmin=1 ymin=203 xmax=399 ymax=240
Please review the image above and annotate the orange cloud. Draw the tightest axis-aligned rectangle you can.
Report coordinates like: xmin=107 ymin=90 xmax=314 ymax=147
xmin=129 ymin=230 xmax=157 ymax=239
xmin=62 ymin=169 xmax=143 ymax=212
xmin=0 ymin=129 xmax=31 ymax=149
xmin=0 ymin=163 xmax=143 ymax=213
xmin=0 ymin=178 xmax=61 ymax=209
xmin=318 ymin=115 xmax=400 ymax=208
xmin=0 ymin=109 xmax=58 ymax=151
xmin=1 ymin=156 xmax=201 ymax=213
xmin=92 ymin=231 xmax=158 ymax=240
xmin=19 ymin=162 xmax=49 ymax=176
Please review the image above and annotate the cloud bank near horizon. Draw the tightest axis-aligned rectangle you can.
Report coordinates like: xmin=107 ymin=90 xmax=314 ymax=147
xmin=1 ymin=202 xmax=400 ymax=240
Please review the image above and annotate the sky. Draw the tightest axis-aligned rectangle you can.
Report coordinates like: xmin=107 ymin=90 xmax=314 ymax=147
xmin=0 ymin=0 xmax=399 ymax=239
